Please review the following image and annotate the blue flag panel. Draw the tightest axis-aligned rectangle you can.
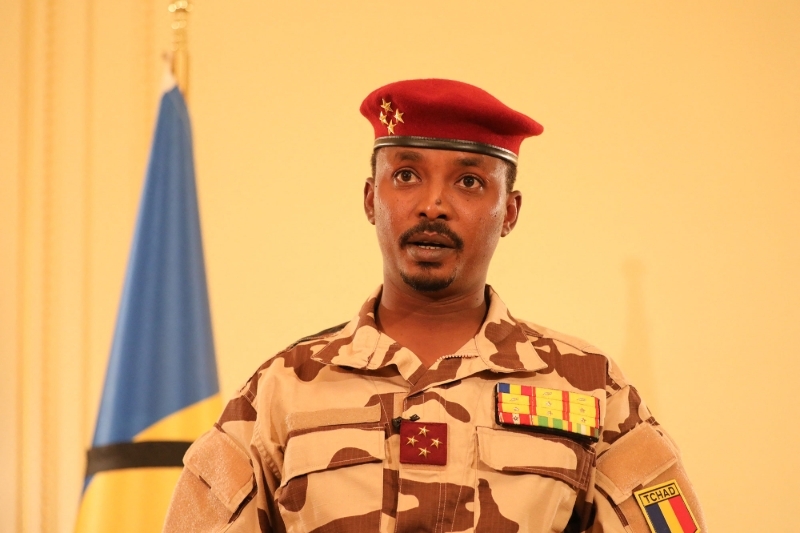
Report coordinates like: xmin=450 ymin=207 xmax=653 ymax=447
xmin=93 ymin=87 xmax=219 ymax=447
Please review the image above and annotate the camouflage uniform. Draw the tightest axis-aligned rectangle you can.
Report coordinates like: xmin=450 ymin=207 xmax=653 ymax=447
xmin=164 ymin=286 xmax=705 ymax=533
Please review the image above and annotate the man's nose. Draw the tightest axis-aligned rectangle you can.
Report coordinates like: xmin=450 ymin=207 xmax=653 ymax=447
xmin=417 ymin=182 xmax=450 ymax=220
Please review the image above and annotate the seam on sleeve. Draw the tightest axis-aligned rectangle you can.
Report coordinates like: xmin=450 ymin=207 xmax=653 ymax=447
xmin=253 ymin=418 xmax=281 ymax=480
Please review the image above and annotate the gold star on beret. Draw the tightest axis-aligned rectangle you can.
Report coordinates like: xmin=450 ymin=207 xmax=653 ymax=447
xmin=377 ymin=99 xmax=403 ymax=135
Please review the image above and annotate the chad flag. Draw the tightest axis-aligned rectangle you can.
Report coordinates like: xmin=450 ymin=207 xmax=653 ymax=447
xmin=75 ymin=74 xmax=220 ymax=532
xmin=634 ymin=480 xmax=700 ymax=533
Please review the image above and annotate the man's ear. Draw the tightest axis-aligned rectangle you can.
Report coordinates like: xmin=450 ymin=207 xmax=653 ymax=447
xmin=364 ymin=177 xmax=376 ymax=225
xmin=500 ymin=190 xmax=522 ymax=237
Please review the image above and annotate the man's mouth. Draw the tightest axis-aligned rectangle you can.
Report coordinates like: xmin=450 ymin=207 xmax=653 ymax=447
xmin=405 ymin=233 xmax=456 ymax=250
xmin=397 ymin=221 xmax=465 ymax=262
xmin=401 ymin=231 xmax=460 ymax=263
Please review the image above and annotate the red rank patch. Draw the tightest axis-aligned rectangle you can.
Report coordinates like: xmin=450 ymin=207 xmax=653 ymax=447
xmin=399 ymin=421 xmax=447 ymax=466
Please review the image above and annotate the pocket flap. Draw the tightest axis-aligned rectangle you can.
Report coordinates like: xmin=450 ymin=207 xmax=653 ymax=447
xmin=595 ymin=422 xmax=678 ymax=504
xmin=285 ymin=404 xmax=382 ymax=433
xmin=283 ymin=426 xmax=385 ymax=485
xmin=477 ymin=427 xmax=593 ymax=491
xmin=184 ymin=428 xmax=254 ymax=514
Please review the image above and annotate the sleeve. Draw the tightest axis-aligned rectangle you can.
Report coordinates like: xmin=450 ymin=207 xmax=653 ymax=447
xmin=588 ymin=360 xmax=707 ymax=533
xmin=162 ymin=368 xmax=284 ymax=533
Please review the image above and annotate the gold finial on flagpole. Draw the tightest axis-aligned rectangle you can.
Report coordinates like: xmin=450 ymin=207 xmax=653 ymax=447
xmin=169 ymin=1 xmax=192 ymax=99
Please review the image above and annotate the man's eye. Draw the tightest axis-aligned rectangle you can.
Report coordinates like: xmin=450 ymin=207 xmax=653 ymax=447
xmin=396 ymin=170 xmax=416 ymax=182
xmin=460 ymin=175 xmax=481 ymax=188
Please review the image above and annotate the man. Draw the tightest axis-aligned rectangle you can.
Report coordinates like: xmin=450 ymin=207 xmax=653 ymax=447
xmin=164 ymin=79 xmax=705 ymax=533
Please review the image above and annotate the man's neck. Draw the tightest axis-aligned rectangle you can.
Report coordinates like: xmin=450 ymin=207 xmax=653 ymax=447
xmin=375 ymin=278 xmax=488 ymax=368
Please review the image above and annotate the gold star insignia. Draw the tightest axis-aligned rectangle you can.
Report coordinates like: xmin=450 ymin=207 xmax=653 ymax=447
xmin=418 ymin=447 xmax=429 ymax=457
xmin=430 ymin=438 xmax=441 ymax=448
xmin=379 ymin=111 xmax=388 ymax=125
xmin=381 ymin=98 xmax=393 ymax=113
xmin=418 ymin=426 xmax=429 ymax=436
xmin=406 ymin=436 xmax=418 ymax=446
xmin=394 ymin=110 xmax=404 ymax=123
xmin=387 ymin=120 xmax=396 ymax=135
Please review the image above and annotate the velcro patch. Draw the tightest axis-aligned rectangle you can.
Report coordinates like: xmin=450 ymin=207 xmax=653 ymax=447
xmin=634 ymin=479 xmax=700 ymax=533
xmin=495 ymin=383 xmax=600 ymax=441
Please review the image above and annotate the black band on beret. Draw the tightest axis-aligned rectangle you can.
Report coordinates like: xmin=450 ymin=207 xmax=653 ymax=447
xmin=373 ymin=135 xmax=518 ymax=165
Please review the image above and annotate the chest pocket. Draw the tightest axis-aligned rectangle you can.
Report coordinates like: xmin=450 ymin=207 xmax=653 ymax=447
xmin=475 ymin=427 xmax=594 ymax=533
xmin=276 ymin=409 xmax=386 ymax=533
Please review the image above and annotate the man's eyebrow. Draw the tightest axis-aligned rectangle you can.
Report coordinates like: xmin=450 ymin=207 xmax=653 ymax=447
xmin=456 ymin=156 xmax=483 ymax=167
xmin=395 ymin=150 xmax=423 ymax=162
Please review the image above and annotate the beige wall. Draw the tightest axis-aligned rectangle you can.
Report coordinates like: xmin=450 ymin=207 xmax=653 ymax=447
xmin=2 ymin=1 xmax=798 ymax=531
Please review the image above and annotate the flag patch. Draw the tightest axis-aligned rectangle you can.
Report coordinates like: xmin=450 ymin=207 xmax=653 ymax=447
xmin=495 ymin=383 xmax=601 ymax=440
xmin=634 ymin=480 xmax=700 ymax=533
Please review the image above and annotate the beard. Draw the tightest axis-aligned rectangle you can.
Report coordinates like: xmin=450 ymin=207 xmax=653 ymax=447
xmin=400 ymin=263 xmax=457 ymax=292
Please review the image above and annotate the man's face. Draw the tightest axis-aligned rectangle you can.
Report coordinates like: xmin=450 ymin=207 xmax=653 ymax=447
xmin=364 ymin=147 xmax=522 ymax=296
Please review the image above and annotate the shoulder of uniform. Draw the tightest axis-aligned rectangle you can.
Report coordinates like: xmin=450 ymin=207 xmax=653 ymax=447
xmin=516 ymin=317 xmax=608 ymax=357
xmin=515 ymin=317 xmax=632 ymax=391
xmin=283 ymin=321 xmax=350 ymax=351
xmin=233 ymin=320 xmax=350 ymax=397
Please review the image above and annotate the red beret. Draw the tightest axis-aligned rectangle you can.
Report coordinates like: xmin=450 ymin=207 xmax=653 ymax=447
xmin=360 ymin=79 xmax=543 ymax=165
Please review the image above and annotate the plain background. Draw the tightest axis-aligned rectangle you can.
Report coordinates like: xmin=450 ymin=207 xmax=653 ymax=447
xmin=1 ymin=1 xmax=799 ymax=531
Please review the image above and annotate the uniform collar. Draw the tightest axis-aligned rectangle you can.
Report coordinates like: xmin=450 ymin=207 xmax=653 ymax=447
xmin=311 ymin=285 xmax=547 ymax=386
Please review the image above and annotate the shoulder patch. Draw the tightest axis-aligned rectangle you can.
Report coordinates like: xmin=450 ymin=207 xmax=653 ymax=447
xmin=634 ymin=479 xmax=700 ymax=533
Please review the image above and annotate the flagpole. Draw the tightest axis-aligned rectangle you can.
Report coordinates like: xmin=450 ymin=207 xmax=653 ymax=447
xmin=169 ymin=1 xmax=191 ymax=99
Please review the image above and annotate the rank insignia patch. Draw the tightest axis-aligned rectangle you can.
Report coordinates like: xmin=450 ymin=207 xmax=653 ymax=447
xmin=495 ymin=383 xmax=601 ymax=441
xmin=399 ymin=421 xmax=447 ymax=466
xmin=634 ymin=480 xmax=700 ymax=533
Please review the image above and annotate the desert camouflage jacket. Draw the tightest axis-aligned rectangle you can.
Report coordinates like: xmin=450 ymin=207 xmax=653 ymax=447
xmin=164 ymin=286 xmax=705 ymax=533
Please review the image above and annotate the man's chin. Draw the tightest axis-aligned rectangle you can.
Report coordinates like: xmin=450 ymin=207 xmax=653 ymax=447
xmin=400 ymin=267 xmax=456 ymax=293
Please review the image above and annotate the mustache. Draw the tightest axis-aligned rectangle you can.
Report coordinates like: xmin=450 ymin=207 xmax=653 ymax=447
xmin=399 ymin=220 xmax=464 ymax=251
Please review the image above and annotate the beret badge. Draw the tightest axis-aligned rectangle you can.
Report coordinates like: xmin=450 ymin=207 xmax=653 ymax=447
xmin=378 ymin=98 xmax=404 ymax=135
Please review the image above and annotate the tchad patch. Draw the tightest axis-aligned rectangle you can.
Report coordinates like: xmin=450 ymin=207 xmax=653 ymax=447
xmin=495 ymin=383 xmax=601 ymax=441
xmin=634 ymin=479 xmax=700 ymax=533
